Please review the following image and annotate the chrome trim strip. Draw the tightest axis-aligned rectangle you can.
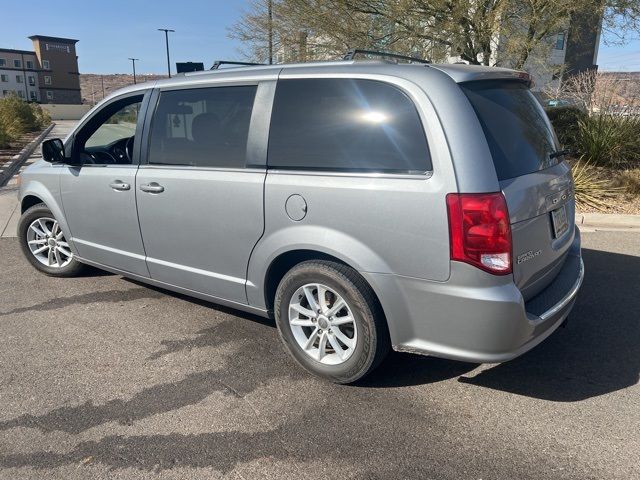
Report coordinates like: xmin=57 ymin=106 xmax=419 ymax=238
xmin=73 ymin=238 xmax=147 ymax=262
xmin=538 ymin=258 xmax=584 ymax=321
xmin=145 ymin=256 xmax=245 ymax=285
xmin=266 ymin=169 xmax=433 ymax=180
xmin=138 ymin=164 xmax=266 ymax=173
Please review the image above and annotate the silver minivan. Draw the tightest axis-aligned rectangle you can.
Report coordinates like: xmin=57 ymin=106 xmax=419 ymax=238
xmin=17 ymin=59 xmax=584 ymax=383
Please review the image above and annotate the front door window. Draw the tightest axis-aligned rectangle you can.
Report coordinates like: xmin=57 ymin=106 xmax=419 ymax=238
xmin=77 ymin=95 xmax=143 ymax=165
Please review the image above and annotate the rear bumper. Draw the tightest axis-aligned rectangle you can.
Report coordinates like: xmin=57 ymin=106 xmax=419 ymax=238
xmin=363 ymin=227 xmax=583 ymax=364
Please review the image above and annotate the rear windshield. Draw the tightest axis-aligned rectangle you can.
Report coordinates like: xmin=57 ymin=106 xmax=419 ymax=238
xmin=461 ymin=81 xmax=559 ymax=181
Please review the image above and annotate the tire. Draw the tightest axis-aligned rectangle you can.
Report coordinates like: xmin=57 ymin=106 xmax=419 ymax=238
xmin=17 ymin=203 xmax=86 ymax=277
xmin=274 ymin=260 xmax=390 ymax=384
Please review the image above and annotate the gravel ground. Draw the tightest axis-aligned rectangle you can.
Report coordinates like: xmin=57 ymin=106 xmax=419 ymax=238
xmin=576 ymin=166 xmax=640 ymax=215
xmin=0 ymin=131 xmax=40 ymax=179
xmin=0 ymin=231 xmax=638 ymax=479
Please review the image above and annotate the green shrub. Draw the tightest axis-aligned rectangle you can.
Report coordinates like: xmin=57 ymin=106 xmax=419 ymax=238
xmin=571 ymin=161 xmax=621 ymax=211
xmin=575 ymin=114 xmax=640 ymax=168
xmin=30 ymin=102 xmax=51 ymax=129
xmin=545 ymin=106 xmax=587 ymax=152
xmin=546 ymin=106 xmax=640 ymax=168
xmin=612 ymin=168 xmax=640 ymax=196
xmin=0 ymin=96 xmax=51 ymax=147
xmin=0 ymin=94 xmax=40 ymax=138
xmin=0 ymin=123 xmax=11 ymax=149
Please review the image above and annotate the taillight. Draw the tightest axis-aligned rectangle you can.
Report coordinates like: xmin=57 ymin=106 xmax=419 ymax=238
xmin=446 ymin=192 xmax=512 ymax=275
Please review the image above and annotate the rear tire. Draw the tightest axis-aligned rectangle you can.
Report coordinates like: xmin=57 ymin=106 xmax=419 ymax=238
xmin=274 ymin=260 xmax=390 ymax=384
xmin=18 ymin=203 xmax=86 ymax=277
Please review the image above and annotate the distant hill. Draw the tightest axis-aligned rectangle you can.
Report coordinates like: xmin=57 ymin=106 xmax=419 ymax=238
xmin=80 ymin=74 xmax=167 ymax=105
xmin=601 ymin=71 xmax=640 ymax=106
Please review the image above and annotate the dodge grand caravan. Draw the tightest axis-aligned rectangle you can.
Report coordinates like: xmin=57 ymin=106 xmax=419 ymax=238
xmin=17 ymin=59 xmax=584 ymax=383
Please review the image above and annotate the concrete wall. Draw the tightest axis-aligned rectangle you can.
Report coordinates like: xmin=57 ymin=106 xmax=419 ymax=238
xmin=41 ymin=103 xmax=91 ymax=120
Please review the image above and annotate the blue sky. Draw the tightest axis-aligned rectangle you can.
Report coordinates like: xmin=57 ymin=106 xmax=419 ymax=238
xmin=0 ymin=0 xmax=245 ymax=74
xmin=1 ymin=0 xmax=638 ymax=73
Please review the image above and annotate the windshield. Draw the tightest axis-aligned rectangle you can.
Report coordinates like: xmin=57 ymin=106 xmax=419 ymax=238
xmin=461 ymin=81 xmax=560 ymax=181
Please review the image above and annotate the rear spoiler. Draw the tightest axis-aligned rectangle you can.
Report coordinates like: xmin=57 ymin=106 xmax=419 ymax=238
xmin=430 ymin=64 xmax=533 ymax=87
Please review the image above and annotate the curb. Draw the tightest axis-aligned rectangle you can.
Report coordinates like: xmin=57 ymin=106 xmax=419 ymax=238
xmin=576 ymin=212 xmax=640 ymax=231
xmin=0 ymin=123 xmax=55 ymax=188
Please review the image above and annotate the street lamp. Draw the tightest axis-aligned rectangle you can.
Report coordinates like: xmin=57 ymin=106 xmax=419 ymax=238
xmin=157 ymin=28 xmax=175 ymax=78
xmin=128 ymin=58 xmax=139 ymax=84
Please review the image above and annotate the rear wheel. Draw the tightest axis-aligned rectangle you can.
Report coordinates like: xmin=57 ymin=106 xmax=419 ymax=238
xmin=274 ymin=260 xmax=390 ymax=383
xmin=18 ymin=203 xmax=85 ymax=277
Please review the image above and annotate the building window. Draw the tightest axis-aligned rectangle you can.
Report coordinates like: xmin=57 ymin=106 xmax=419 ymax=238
xmin=0 ymin=74 xmax=7 ymax=82
xmin=14 ymin=59 xmax=22 ymax=68
xmin=44 ymin=75 xmax=52 ymax=85
xmin=30 ymin=91 xmax=37 ymax=100
xmin=46 ymin=91 xmax=53 ymax=100
xmin=0 ymin=58 xmax=5 ymax=67
xmin=42 ymin=60 xmax=50 ymax=69
xmin=2 ymin=90 xmax=9 ymax=96
xmin=66 ymin=46 xmax=70 ymax=53
xmin=16 ymin=75 xmax=23 ymax=83
xmin=28 ymin=76 xmax=36 ymax=86
xmin=26 ymin=60 xmax=34 ymax=69
xmin=555 ymin=33 xmax=566 ymax=50
xmin=45 ymin=43 xmax=49 ymax=50
xmin=18 ymin=90 xmax=24 ymax=98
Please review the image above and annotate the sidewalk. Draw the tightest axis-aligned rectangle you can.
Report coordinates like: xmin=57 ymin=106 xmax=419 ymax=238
xmin=0 ymin=121 xmax=77 ymax=238
xmin=577 ymin=212 xmax=640 ymax=231
xmin=0 ymin=187 xmax=20 ymax=238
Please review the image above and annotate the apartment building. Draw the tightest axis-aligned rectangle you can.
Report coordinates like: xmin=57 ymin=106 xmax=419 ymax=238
xmin=496 ymin=11 xmax=602 ymax=94
xmin=0 ymin=49 xmax=41 ymax=101
xmin=448 ymin=11 xmax=602 ymax=93
xmin=0 ymin=35 xmax=81 ymax=104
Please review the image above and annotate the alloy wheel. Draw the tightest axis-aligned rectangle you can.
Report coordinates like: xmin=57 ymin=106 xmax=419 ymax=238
xmin=26 ymin=217 xmax=73 ymax=268
xmin=288 ymin=283 xmax=358 ymax=365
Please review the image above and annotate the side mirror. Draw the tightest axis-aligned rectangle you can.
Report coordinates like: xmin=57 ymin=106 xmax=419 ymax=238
xmin=42 ymin=138 xmax=67 ymax=163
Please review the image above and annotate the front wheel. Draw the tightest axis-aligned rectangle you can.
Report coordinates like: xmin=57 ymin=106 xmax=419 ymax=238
xmin=274 ymin=260 xmax=390 ymax=384
xmin=18 ymin=203 xmax=86 ymax=277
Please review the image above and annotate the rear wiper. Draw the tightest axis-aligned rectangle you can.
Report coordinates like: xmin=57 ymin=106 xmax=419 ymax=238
xmin=549 ymin=149 xmax=571 ymax=159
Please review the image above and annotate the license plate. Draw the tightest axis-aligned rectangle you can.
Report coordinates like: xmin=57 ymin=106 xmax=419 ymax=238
xmin=551 ymin=205 xmax=569 ymax=238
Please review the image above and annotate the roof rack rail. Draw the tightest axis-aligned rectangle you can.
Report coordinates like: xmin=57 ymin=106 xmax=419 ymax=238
xmin=210 ymin=60 xmax=266 ymax=70
xmin=343 ymin=49 xmax=430 ymax=64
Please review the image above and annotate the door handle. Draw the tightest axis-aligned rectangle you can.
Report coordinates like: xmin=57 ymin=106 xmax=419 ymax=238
xmin=109 ymin=180 xmax=131 ymax=191
xmin=140 ymin=182 xmax=165 ymax=194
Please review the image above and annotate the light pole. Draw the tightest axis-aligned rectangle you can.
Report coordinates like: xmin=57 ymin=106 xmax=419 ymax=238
xmin=128 ymin=58 xmax=139 ymax=84
xmin=267 ymin=0 xmax=273 ymax=65
xmin=157 ymin=28 xmax=175 ymax=78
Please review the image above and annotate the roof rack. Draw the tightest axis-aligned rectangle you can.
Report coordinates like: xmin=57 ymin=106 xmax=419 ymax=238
xmin=210 ymin=60 xmax=266 ymax=70
xmin=343 ymin=49 xmax=430 ymax=64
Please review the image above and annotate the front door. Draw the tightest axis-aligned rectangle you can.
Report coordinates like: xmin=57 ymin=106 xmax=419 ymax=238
xmin=60 ymin=92 xmax=150 ymax=276
xmin=136 ymin=84 xmax=265 ymax=304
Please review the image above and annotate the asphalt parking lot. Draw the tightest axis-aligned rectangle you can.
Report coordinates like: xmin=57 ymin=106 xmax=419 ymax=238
xmin=0 ymin=230 xmax=638 ymax=479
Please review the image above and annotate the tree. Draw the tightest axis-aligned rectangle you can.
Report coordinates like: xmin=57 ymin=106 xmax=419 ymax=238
xmin=230 ymin=0 xmax=640 ymax=68
xmin=228 ymin=0 xmax=279 ymax=64
xmin=601 ymin=0 xmax=640 ymax=45
xmin=229 ymin=0 xmax=392 ymax=63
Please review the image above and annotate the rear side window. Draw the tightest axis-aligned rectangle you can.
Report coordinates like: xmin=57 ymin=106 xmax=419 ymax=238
xmin=268 ymin=79 xmax=431 ymax=173
xmin=148 ymin=86 xmax=257 ymax=168
xmin=461 ymin=81 xmax=559 ymax=181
